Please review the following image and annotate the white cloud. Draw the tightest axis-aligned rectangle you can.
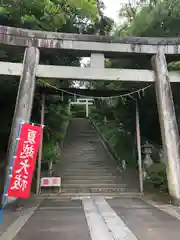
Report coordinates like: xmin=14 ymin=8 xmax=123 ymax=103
xmin=102 ymin=0 xmax=139 ymax=23
xmin=102 ymin=0 xmax=121 ymax=22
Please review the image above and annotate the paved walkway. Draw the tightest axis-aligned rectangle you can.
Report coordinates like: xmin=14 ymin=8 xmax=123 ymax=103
xmin=1 ymin=196 xmax=180 ymax=240
xmin=1 ymin=118 xmax=180 ymax=239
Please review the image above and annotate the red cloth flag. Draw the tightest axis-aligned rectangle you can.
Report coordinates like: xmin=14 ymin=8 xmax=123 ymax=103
xmin=8 ymin=124 xmax=42 ymax=198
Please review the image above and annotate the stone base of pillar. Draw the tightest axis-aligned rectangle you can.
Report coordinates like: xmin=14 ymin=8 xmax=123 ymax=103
xmin=171 ymin=197 xmax=180 ymax=206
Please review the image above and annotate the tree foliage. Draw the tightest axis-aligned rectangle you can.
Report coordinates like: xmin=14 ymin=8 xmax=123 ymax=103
xmin=91 ymin=0 xmax=180 ymax=147
xmin=0 ymin=0 xmax=113 ymax=163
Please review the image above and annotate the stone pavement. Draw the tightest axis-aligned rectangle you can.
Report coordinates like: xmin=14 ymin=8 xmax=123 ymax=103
xmin=1 ymin=196 xmax=180 ymax=240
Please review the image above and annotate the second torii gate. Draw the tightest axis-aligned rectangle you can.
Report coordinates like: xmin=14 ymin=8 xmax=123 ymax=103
xmin=69 ymin=98 xmax=94 ymax=118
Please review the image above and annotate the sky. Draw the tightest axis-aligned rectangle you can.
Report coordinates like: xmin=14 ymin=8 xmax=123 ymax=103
xmin=80 ymin=0 xmax=125 ymax=69
xmin=102 ymin=0 xmax=121 ymax=23
xmin=102 ymin=0 xmax=139 ymax=23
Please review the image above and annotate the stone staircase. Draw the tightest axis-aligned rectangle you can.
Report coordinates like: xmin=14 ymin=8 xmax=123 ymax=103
xmin=54 ymin=118 xmax=140 ymax=196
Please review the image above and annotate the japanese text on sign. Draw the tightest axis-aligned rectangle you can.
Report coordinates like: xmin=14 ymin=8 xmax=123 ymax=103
xmin=8 ymin=124 xmax=42 ymax=198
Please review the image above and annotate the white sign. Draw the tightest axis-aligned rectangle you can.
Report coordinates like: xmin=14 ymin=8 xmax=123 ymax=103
xmin=40 ymin=177 xmax=61 ymax=187
xmin=40 ymin=177 xmax=61 ymax=194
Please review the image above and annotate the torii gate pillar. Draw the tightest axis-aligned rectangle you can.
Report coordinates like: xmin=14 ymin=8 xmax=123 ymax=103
xmin=2 ymin=47 xmax=40 ymax=203
xmin=8 ymin=46 xmax=40 ymax=162
xmin=152 ymin=51 xmax=180 ymax=205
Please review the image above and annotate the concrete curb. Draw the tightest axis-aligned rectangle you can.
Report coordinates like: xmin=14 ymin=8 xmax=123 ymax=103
xmin=55 ymin=119 xmax=70 ymax=161
xmin=59 ymin=119 xmax=70 ymax=154
xmin=52 ymin=119 xmax=70 ymax=173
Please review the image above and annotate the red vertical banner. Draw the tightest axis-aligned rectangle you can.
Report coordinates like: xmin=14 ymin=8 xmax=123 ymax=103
xmin=8 ymin=124 xmax=42 ymax=198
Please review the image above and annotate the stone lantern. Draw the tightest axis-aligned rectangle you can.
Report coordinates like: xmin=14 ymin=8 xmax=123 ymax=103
xmin=104 ymin=116 xmax=107 ymax=124
xmin=143 ymin=141 xmax=153 ymax=169
xmin=159 ymin=148 xmax=166 ymax=164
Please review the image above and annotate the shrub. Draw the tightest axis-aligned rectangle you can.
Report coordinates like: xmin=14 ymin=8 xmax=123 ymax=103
xmin=43 ymin=141 xmax=58 ymax=163
xmin=145 ymin=162 xmax=168 ymax=192
xmin=90 ymin=116 xmax=136 ymax=169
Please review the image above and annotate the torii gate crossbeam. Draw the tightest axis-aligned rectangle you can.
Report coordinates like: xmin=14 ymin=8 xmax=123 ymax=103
xmin=1 ymin=25 xmax=180 ymax=55
xmin=0 ymin=61 xmax=180 ymax=82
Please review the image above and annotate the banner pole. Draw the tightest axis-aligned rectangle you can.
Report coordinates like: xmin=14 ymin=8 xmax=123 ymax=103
xmin=0 ymin=121 xmax=23 ymax=224
xmin=136 ymin=100 xmax=143 ymax=194
xmin=36 ymin=94 xmax=45 ymax=195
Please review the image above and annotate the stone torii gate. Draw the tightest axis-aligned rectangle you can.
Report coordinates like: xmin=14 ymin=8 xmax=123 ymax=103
xmin=1 ymin=25 xmax=180 ymax=204
xmin=70 ymin=98 xmax=94 ymax=118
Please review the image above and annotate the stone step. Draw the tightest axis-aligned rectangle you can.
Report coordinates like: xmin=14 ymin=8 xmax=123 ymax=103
xmin=59 ymin=165 xmax=116 ymax=169
xmin=61 ymin=169 xmax=118 ymax=173
xmin=60 ymin=161 xmax=116 ymax=164
xmin=61 ymin=172 xmax=117 ymax=177
xmin=62 ymin=183 xmax=127 ymax=188
xmin=60 ymin=168 xmax=118 ymax=172
xmin=61 ymin=172 xmax=118 ymax=175
xmin=59 ymin=159 xmax=110 ymax=163
xmin=61 ymin=187 xmax=136 ymax=194
xmin=61 ymin=173 xmax=119 ymax=177
xmin=61 ymin=175 xmax=119 ymax=180
xmin=59 ymin=161 xmax=114 ymax=164
xmin=61 ymin=156 xmax=107 ymax=159
xmin=38 ymin=192 xmax=142 ymax=199
xmin=59 ymin=163 xmax=116 ymax=167
xmin=62 ymin=179 xmax=121 ymax=184
xmin=61 ymin=167 xmax=117 ymax=171
xmin=69 ymin=192 xmax=142 ymax=198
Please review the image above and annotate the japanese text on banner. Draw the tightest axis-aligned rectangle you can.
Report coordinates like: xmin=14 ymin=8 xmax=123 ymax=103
xmin=8 ymin=124 xmax=42 ymax=198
